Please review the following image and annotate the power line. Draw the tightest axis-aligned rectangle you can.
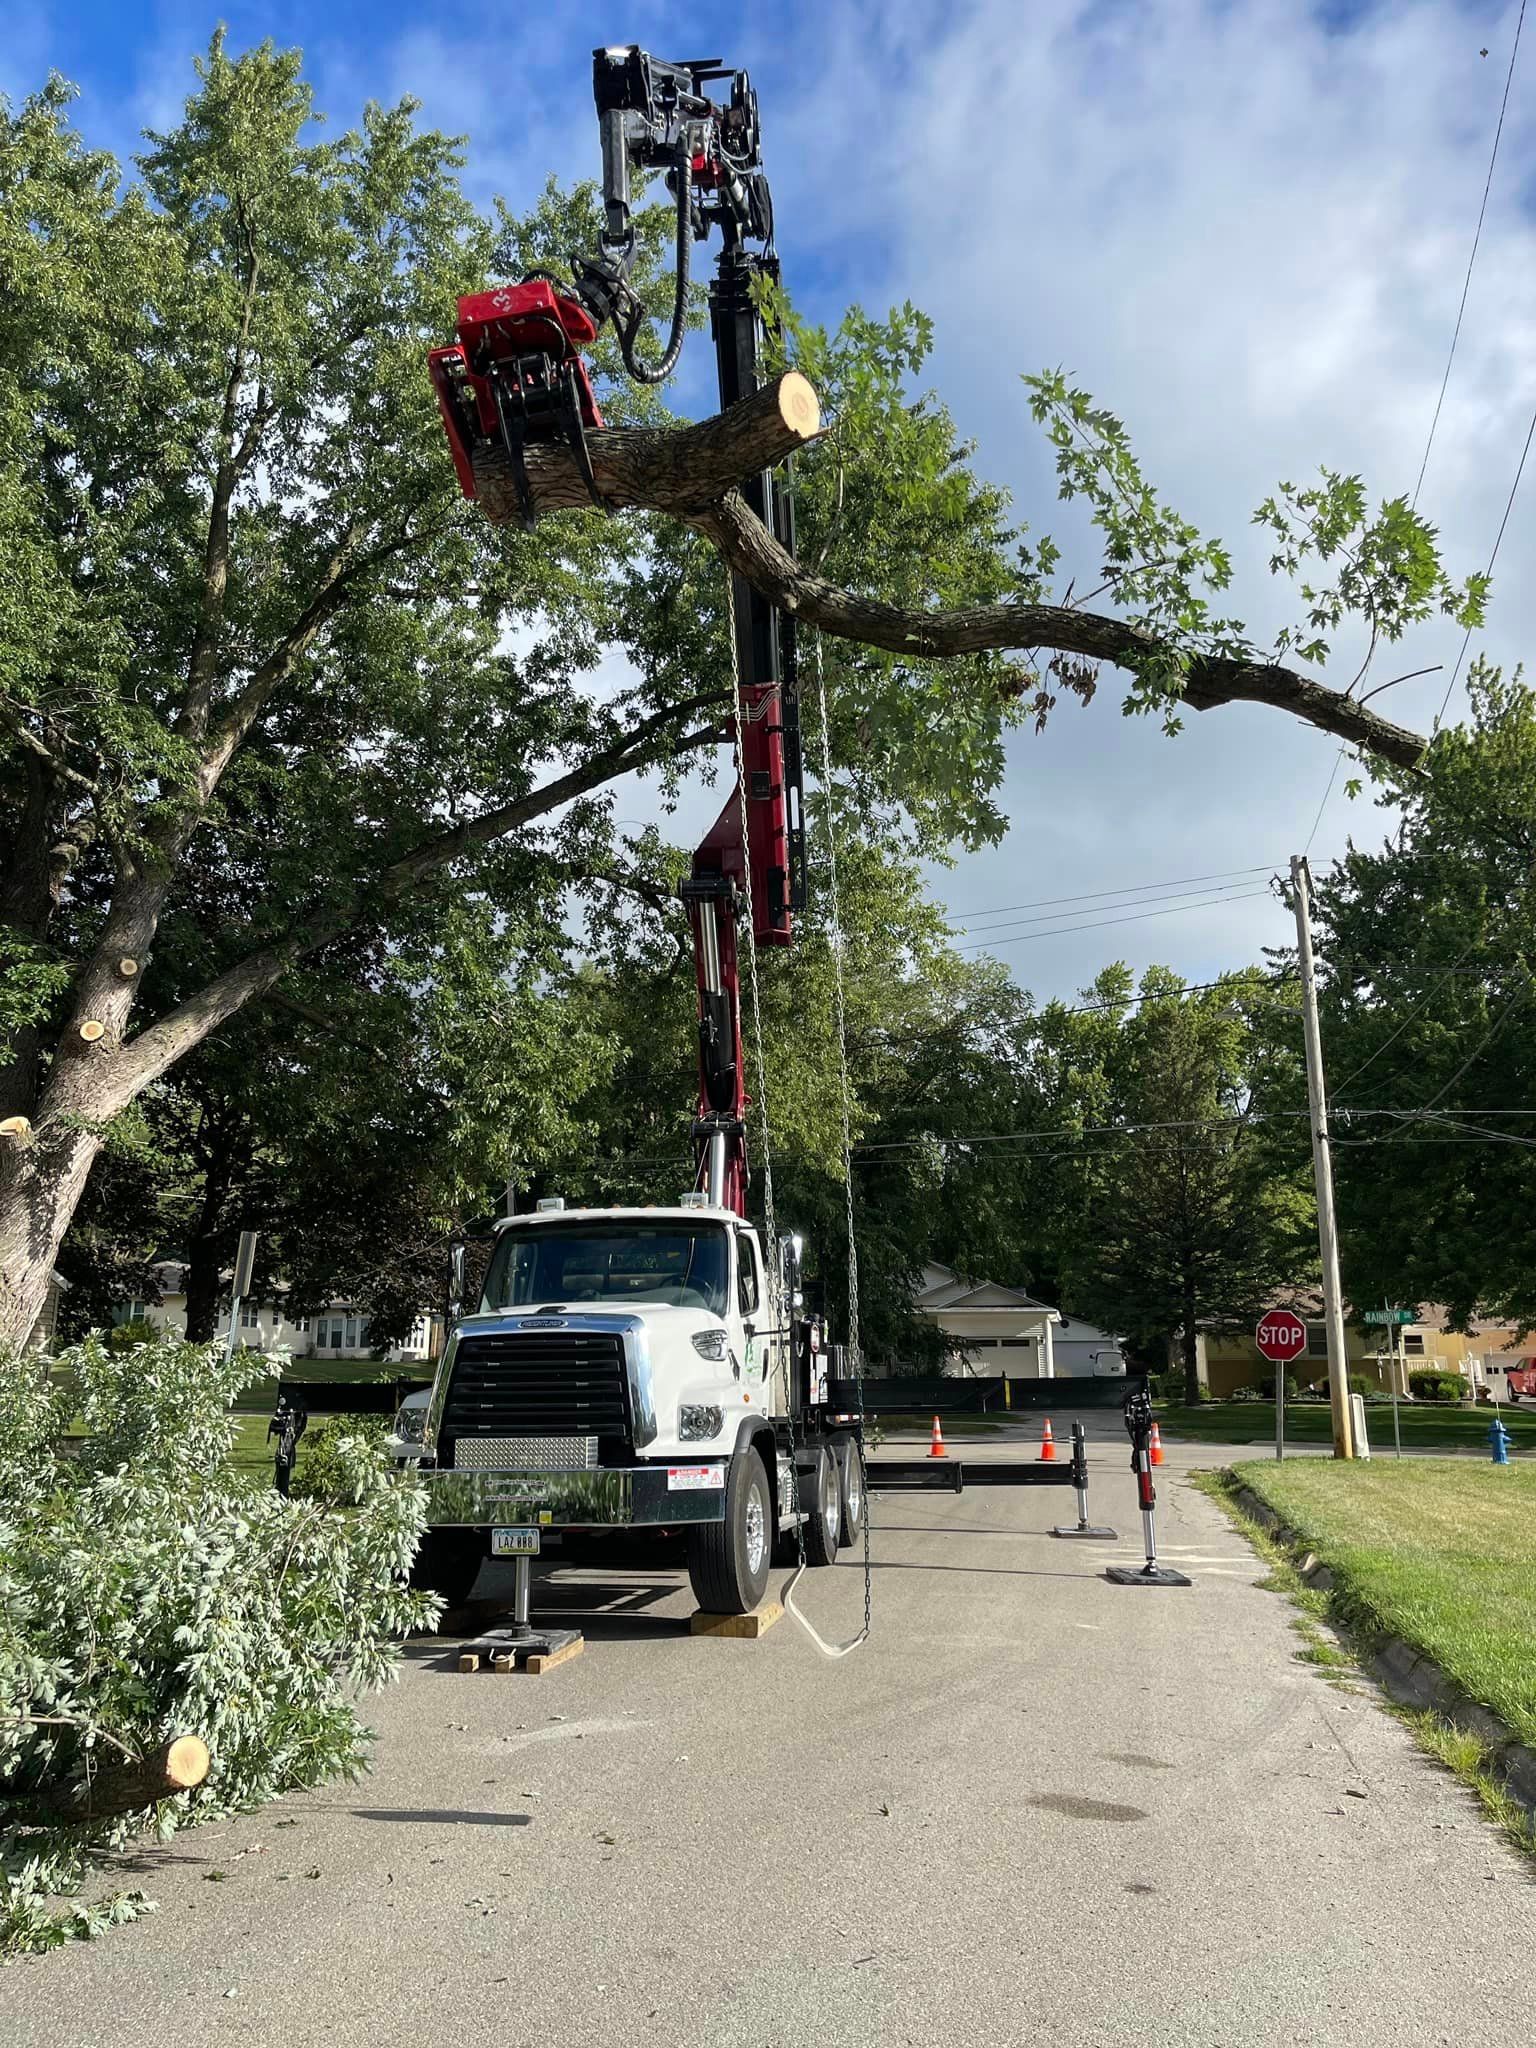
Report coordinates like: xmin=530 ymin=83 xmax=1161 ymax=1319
xmin=1433 ymin=397 xmax=1536 ymax=729
xmin=1043 ymin=973 xmax=1298 ymax=1018
xmin=1327 ymin=941 xmax=1479 ymax=1094
xmin=947 ymin=863 xmax=1277 ymax=925
xmin=957 ymin=888 xmax=1275 ymax=952
xmin=1412 ymin=0 xmax=1527 ymax=509
xmin=954 ymin=877 xmax=1276 ymax=941
xmin=1302 ymin=748 xmax=1345 ymax=860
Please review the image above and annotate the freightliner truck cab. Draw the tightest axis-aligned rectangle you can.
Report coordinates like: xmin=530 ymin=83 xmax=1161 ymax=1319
xmin=400 ymin=1197 xmax=862 ymax=1614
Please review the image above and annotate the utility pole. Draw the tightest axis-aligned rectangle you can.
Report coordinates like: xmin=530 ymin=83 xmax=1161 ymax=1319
xmin=1291 ymin=856 xmax=1354 ymax=1460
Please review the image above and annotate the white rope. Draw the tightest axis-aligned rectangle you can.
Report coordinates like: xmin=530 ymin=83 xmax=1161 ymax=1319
xmin=722 ymin=572 xmax=779 ymax=1306
xmin=810 ymin=625 xmax=863 ymax=1380
xmin=780 ymin=622 xmax=871 ymax=1659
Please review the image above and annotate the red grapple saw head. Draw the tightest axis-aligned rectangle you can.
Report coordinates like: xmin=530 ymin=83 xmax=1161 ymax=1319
xmin=428 ymin=280 xmax=605 ymax=518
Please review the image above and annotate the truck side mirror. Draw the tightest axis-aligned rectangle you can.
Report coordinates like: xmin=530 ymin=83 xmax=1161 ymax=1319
xmin=449 ymin=1244 xmax=467 ymax=1322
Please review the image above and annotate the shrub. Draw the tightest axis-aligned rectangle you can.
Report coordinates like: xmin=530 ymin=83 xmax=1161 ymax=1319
xmin=1347 ymin=1372 xmax=1375 ymax=1398
xmin=106 ymin=1318 xmax=158 ymax=1351
xmin=291 ymin=1413 xmax=392 ymax=1505
xmin=1255 ymin=1374 xmax=1300 ymax=1402
xmin=1409 ymin=1367 xmax=1465 ymax=1403
xmin=0 ymin=1334 xmax=437 ymax=1954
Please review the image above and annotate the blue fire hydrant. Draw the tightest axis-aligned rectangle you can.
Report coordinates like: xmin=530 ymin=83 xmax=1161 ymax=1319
xmin=1489 ymin=1416 xmax=1511 ymax=1465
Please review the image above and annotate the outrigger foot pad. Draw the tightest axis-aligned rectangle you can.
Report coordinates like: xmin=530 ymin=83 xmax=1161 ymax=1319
xmin=1105 ymin=1564 xmax=1192 ymax=1587
xmin=457 ymin=1625 xmax=585 ymax=1674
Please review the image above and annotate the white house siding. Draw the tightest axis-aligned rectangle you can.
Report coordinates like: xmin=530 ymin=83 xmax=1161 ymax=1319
xmin=112 ymin=1262 xmax=438 ymax=1363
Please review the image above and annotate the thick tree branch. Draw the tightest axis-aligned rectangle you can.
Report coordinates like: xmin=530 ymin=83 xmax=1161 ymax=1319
xmin=177 ymin=243 xmax=262 ymax=745
xmin=688 ymin=492 xmax=1430 ymax=770
xmin=479 ymin=370 xmax=824 ymax=521
xmin=502 ymin=369 xmax=1429 ymax=770
xmin=107 ymin=692 xmax=723 ymax=1106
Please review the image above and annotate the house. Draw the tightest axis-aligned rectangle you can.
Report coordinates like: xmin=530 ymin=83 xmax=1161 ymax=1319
xmin=915 ymin=1263 xmax=1126 ymax=1378
xmin=112 ymin=1261 xmax=440 ymax=1364
xmin=20 ymin=1270 xmax=70 ymax=1353
xmin=1192 ymin=1295 xmax=1524 ymax=1398
xmin=1197 ymin=1297 xmax=1384 ymax=1398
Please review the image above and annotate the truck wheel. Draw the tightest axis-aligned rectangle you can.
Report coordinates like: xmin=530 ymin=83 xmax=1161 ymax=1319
xmin=836 ymin=1440 xmax=865 ymax=1548
xmin=801 ymin=1446 xmax=842 ymax=1567
xmin=686 ymin=1447 xmax=773 ymax=1614
xmin=409 ymin=1530 xmax=484 ymax=1612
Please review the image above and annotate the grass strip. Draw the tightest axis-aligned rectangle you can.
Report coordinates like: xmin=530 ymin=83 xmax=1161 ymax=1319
xmin=1161 ymin=1401 xmax=1531 ymax=1448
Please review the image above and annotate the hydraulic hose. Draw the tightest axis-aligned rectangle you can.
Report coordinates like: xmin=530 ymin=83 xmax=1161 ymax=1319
xmin=619 ymin=141 xmax=693 ymax=385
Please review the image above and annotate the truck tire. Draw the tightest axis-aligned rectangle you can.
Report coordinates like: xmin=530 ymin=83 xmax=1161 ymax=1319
xmin=836 ymin=1439 xmax=866 ymax=1548
xmin=801 ymin=1445 xmax=842 ymax=1567
xmin=409 ymin=1530 xmax=484 ymax=1612
xmin=686 ymin=1446 xmax=773 ymax=1614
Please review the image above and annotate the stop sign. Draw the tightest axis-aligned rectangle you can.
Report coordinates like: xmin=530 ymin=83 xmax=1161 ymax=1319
xmin=1255 ymin=1309 xmax=1307 ymax=1364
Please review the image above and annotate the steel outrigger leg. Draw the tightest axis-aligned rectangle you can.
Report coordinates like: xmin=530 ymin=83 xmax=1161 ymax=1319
xmin=1106 ymin=1392 xmax=1191 ymax=1587
xmin=458 ymin=1555 xmax=585 ymax=1673
xmin=1051 ymin=1422 xmax=1117 ymax=1539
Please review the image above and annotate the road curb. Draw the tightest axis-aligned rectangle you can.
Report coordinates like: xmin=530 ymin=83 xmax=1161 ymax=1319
xmin=1229 ymin=1481 xmax=1536 ymax=1821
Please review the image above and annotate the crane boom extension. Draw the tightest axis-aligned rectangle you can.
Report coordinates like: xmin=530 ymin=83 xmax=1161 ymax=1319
xmin=428 ymin=43 xmax=806 ymax=1221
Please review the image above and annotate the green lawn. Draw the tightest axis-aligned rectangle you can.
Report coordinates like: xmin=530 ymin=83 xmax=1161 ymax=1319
xmin=230 ymin=1413 xmax=276 ymax=1482
xmin=231 ymin=1356 xmax=431 ymax=1413
xmin=1161 ymin=1400 xmax=1534 ymax=1450
xmin=1231 ymin=1458 xmax=1536 ymax=1750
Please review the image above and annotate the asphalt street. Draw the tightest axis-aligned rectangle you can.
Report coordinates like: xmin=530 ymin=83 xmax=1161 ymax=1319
xmin=6 ymin=1424 xmax=1530 ymax=2047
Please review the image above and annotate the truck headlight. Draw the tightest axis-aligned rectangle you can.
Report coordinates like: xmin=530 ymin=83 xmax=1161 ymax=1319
xmin=679 ymin=1404 xmax=724 ymax=1441
xmin=691 ymin=1329 xmax=729 ymax=1362
xmin=393 ymin=1403 xmax=427 ymax=1446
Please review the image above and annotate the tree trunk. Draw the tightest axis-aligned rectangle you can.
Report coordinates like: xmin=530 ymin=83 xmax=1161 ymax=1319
xmin=1181 ymin=1277 xmax=1202 ymax=1406
xmin=182 ymin=1232 xmax=224 ymax=1344
xmin=0 ymin=1121 xmax=107 ymax=1353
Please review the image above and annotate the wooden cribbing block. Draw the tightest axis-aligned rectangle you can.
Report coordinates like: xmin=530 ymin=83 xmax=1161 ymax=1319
xmin=457 ymin=1651 xmax=482 ymax=1673
xmin=523 ymin=1637 xmax=585 ymax=1676
xmin=690 ymin=1601 xmax=785 ymax=1640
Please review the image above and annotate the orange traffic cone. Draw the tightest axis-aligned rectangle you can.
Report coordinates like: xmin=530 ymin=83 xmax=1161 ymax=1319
xmin=928 ymin=1415 xmax=948 ymax=1459
xmin=1150 ymin=1421 xmax=1165 ymax=1467
xmin=1039 ymin=1417 xmax=1056 ymax=1462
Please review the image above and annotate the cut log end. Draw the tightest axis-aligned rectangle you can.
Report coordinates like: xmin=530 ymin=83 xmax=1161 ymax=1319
xmin=776 ymin=370 xmax=821 ymax=442
xmin=0 ymin=1114 xmax=33 ymax=1146
xmin=117 ymin=957 xmax=139 ymax=977
xmin=78 ymin=1020 xmax=106 ymax=1043
xmin=162 ymin=1734 xmax=211 ymax=1792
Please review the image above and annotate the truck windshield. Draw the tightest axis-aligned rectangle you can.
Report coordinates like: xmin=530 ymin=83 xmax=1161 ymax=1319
xmin=481 ymin=1223 xmax=730 ymax=1316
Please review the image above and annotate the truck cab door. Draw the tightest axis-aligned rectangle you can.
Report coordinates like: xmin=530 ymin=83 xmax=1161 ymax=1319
xmin=733 ymin=1229 xmax=774 ymax=1401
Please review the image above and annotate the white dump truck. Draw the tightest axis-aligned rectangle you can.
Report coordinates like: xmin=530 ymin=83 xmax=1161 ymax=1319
xmin=395 ymin=1196 xmax=863 ymax=1615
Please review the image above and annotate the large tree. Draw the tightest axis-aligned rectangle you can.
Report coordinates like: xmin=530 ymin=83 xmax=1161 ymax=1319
xmin=0 ymin=38 xmax=1488 ymax=1348
xmin=1036 ymin=968 xmax=1314 ymax=1401
xmin=1315 ymin=666 xmax=1536 ymax=1330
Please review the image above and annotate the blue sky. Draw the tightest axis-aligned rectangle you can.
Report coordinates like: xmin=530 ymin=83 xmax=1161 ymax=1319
xmin=9 ymin=1 xmax=1535 ymax=1002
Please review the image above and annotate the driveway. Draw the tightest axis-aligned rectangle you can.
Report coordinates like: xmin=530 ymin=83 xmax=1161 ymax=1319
xmin=7 ymin=1430 xmax=1528 ymax=2047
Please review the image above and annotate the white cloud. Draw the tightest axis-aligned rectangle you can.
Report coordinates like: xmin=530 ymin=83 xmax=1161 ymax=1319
xmin=765 ymin=0 xmax=1536 ymax=995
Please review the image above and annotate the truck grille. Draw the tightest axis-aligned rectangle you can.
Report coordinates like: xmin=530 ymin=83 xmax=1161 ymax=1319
xmin=441 ymin=1331 xmax=630 ymax=1460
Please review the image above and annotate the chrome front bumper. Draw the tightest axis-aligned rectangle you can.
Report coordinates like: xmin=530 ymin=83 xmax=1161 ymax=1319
xmin=421 ymin=1460 xmax=727 ymax=1529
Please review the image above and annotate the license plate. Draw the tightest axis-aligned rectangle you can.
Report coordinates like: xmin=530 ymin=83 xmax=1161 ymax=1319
xmin=491 ymin=1526 xmax=541 ymax=1556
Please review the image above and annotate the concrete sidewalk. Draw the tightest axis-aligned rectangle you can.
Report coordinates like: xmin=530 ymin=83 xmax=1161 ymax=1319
xmin=6 ymin=1441 xmax=1529 ymax=2047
